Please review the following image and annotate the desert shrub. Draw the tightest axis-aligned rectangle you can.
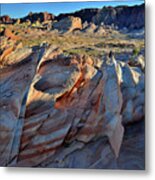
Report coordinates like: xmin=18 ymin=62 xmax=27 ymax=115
xmin=133 ymin=47 xmax=140 ymax=57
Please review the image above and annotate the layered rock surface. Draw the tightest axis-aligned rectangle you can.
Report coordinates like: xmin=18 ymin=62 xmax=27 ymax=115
xmin=0 ymin=44 xmax=145 ymax=169
xmin=92 ymin=4 xmax=144 ymax=30
xmin=53 ymin=16 xmax=82 ymax=33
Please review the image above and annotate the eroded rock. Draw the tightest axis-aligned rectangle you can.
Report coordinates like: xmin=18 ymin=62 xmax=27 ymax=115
xmin=53 ymin=16 xmax=82 ymax=33
xmin=0 ymin=46 xmax=145 ymax=169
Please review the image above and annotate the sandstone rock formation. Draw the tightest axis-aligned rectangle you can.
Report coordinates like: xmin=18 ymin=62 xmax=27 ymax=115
xmin=56 ymin=3 xmax=144 ymax=31
xmin=56 ymin=8 xmax=100 ymax=23
xmin=82 ymin=23 xmax=97 ymax=34
xmin=95 ymin=25 xmax=106 ymax=35
xmin=1 ymin=3 xmax=144 ymax=31
xmin=0 ymin=44 xmax=145 ymax=169
xmin=0 ymin=32 xmax=23 ymax=67
xmin=3 ymin=28 xmax=20 ymax=41
xmin=92 ymin=4 xmax=144 ymax=30
xmin=0 ymin=15 xmax=13 ymax=24
xmin=21 ymin=12 xmax=55 ymax=23
xmin=53 ymin=16 xmax=82 ymax=33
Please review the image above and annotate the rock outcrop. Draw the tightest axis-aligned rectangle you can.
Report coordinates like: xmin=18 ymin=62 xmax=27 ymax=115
xmin=0 ymin=15 xmax=13 ymax=24
xmin=82 ymin=23 xmax=97 ymax=34
xmin=3 ymin=28 xmax=20 ymax=41
xmin=82 ymin=23 xmax=107 ymax=36
xmin=56 ymin=4 xmax=144 ymax=30
xmin=56 ymin=8 xmax=100 ymax=23
xmin=1 ymin=4 xmax=144 ymax=31
xmin=92 ymin=4 xmax=144 ymax=30
xmin=53 ymin=16 xmax=82 ymax=33
xmin=21 ymin=12 xmax=55 ymax=23
xmin=0 ymin=30 xmax=23 ymax=68
xmin=0 ymin=44 xmax=145 ymax=169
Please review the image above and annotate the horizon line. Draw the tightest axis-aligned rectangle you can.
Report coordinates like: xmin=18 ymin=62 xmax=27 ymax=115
xmin=1 ymin=1 xmax=144 ymax=19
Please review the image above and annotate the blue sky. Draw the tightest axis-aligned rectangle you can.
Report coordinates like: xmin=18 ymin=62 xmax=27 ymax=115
xmin=1 ymin=1 xmax=144 ymax=18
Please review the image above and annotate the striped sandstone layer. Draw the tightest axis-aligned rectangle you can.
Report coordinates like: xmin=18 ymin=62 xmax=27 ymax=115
xmin=0 ymin=44 xmax=145 ymax=169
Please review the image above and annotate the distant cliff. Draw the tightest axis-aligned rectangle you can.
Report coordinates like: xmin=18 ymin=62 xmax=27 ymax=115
xmin=0 ymin=3 xmax=144 ymax=30
xmin=0 ymin=15 xmax=15 ymax=24
xmin=56 ymin=4 xmax=144 ymax=30
xmin=92 ymin=4 xmax=145 ymax=30
xmin=20 ymin=12 xmax=55 ymax=23
xmin=56 ymin=8 xmax=100 ymax=23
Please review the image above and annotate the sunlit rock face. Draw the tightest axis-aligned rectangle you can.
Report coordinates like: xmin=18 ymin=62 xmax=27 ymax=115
xmin=0 ymin=44 xmax=145 ymax=169
xmin=20 ymin=12 xmax=55 ymax=23
xmin=52 ymin=16 xmax=82 ymax=33
xmin=0 ymin=15 xmax=13 ymax=24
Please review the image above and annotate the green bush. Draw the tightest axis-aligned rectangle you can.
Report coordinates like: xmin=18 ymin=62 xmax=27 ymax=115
xmin=133 ymin=47 xmax=140 ymax=57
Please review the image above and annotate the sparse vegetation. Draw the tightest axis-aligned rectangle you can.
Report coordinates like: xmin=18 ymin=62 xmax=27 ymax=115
xmin=133 ymin=46 xmax=141 ymax=56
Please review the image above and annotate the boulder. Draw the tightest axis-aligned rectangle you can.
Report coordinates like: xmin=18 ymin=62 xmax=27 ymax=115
xmin=95 ymin=25 xmax=106 ymax=35
xmin=82 ymin=23 xmax=97 ymax=34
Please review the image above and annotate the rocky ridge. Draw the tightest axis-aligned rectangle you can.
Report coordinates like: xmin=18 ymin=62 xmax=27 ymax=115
xmin=0 ymin=4 xmax=144 ymax=31
xmin=0 ymin=39 xmax=145 ymax=168
xmin=92 ymin=4 xmax=144 ymax=30
xmin=21 ymin=12 xmax=55 ymax=23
